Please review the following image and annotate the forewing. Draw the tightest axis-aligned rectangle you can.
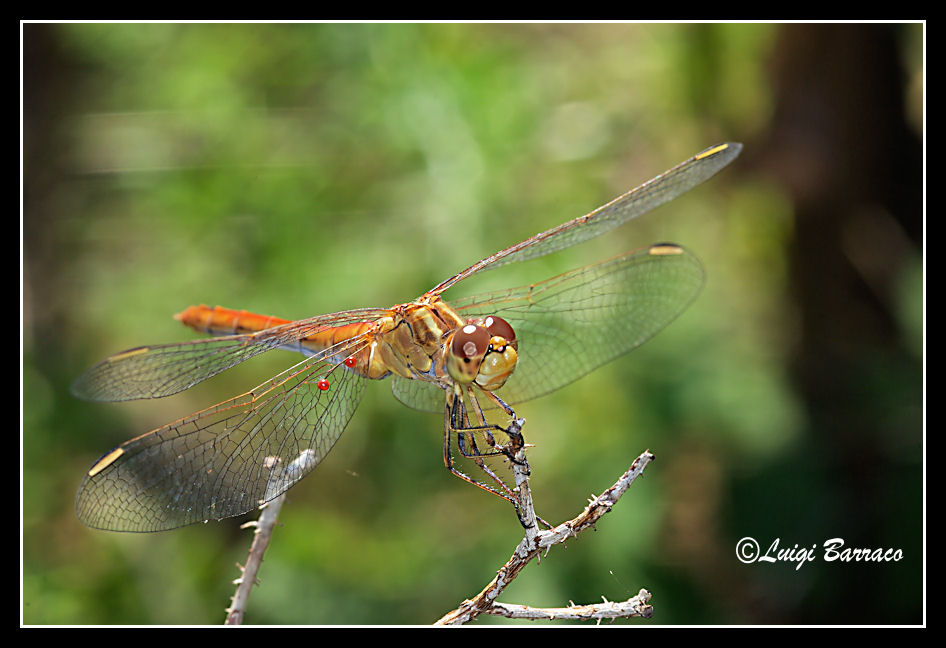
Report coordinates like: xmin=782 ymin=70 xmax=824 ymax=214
xmin=430 ymin=143 xmax=739 ymax=295
xmin=72 ymin=308 xmax=389 ymax=402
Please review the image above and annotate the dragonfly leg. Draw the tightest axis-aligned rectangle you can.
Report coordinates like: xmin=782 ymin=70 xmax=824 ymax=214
xmin=468 ymin=389 xmax=554 ymax=531
xmin=442 ymin=390 xmax=554 ymax=531
xmin=443 ymin=412 xmax=519 ymax=510
xmin=441 ymin=390 xmax=523 ymax=507
xmin=474 ymin=388 xmax=529 ymax=468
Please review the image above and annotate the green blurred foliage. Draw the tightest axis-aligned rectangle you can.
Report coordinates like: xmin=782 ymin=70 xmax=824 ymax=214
xmin=23 ymin=22 xmax=923 ymax=625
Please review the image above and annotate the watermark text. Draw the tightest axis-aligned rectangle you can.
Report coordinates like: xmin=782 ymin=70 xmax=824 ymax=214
xmin=736 ymin=537 xmax=903 ymax=570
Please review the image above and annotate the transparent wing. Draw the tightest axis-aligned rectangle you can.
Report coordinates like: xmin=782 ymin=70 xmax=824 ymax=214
xmin=391 ymin=373 xmax=444 ymax=413
xmin=392 ymin=244 xmax=704 ymax=412
xmin=430 ymin=143 xmax=739 ymax=295
xmin=72 ymin=308 xmax=390 ymax=402
xmin=75 ymin=340 xmax=370 ymax=532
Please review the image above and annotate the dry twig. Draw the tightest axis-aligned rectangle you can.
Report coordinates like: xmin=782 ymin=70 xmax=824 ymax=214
xmin=484 ymin=590 xmax=653 ymax=622
xmin=220 ymin=419 xmax=656 ymax=625
xmin=434 ymin=437 xmax=656 ymax=625
xmin=224 ymin=493 xmax=286 ymax=625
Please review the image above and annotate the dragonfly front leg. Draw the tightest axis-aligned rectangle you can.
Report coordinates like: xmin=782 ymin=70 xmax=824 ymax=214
xmin=442 ymin=387 xmax=552 ymax=530
xmin=442 ymin=388 xmax=518 ymax=504
xmin=469 ymin=388 xmax=554 ymax=531
xmin=467 ymin=387 xmax=528 ymax=467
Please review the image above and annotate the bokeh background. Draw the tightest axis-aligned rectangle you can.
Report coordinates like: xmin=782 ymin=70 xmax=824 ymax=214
xmin=22 ymin=22 xmax=923 ymax=625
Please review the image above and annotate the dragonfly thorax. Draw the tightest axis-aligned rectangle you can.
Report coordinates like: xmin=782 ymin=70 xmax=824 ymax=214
xmin=364 ymin=300 xmax=518 ymax=394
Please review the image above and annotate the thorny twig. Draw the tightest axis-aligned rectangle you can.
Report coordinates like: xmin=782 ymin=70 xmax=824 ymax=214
xmin=224 ymin=493 xmax=286 ymax=625
xmin=221 ymin=423 xmax=656 ymax=625
xmin=434 ymin=437 xmax=656 ymax=625
xmin=484 ymin=590 xmax=653 ymax=622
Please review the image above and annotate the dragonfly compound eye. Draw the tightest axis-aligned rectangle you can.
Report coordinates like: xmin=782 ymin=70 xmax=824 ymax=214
xmin=483 ymin=316 xmax=516 ymax=350
xmin=446 ymin=324 xmax=490 ymax=383
xmin=475 ymin=316 xmax=518 ymax=391
xmin=447 ymin=316 xmax=520 ymax=391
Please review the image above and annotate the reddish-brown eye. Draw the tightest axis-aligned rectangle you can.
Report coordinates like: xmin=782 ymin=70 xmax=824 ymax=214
xmin=483 ymin=316 xmax=516 ymax=346
xmin=451 ymin=324 xmax=490 ymax=363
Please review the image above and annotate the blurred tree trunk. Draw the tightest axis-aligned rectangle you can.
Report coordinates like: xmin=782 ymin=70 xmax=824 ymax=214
xmin=757 ymin=23 xmax=922 ymax=623
xmin=24 ymin=23 xmax=81 ymax=358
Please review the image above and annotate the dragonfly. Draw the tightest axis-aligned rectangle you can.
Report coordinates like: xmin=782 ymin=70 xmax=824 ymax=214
xmin=72 ymin=142 xmax=741 ymax=533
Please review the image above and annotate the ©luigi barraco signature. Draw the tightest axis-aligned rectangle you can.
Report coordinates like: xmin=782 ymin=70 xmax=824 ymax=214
xmin=736 ymin=537 xmax=904 ymax=570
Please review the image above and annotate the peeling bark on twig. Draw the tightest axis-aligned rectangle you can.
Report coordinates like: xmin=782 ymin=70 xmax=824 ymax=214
xmin=484 ymin=590 xmax=654 ymax=622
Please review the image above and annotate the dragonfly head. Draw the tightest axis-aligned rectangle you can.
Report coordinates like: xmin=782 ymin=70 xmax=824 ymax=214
xmin=445 ymin=316 xmax=518 ymax=390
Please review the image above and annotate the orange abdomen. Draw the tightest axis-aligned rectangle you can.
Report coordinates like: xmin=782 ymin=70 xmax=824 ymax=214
xmin=174 ymin=304 xmax=377 ymax=360
xmin=174 ymin=304 xmax=289 ymax=336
